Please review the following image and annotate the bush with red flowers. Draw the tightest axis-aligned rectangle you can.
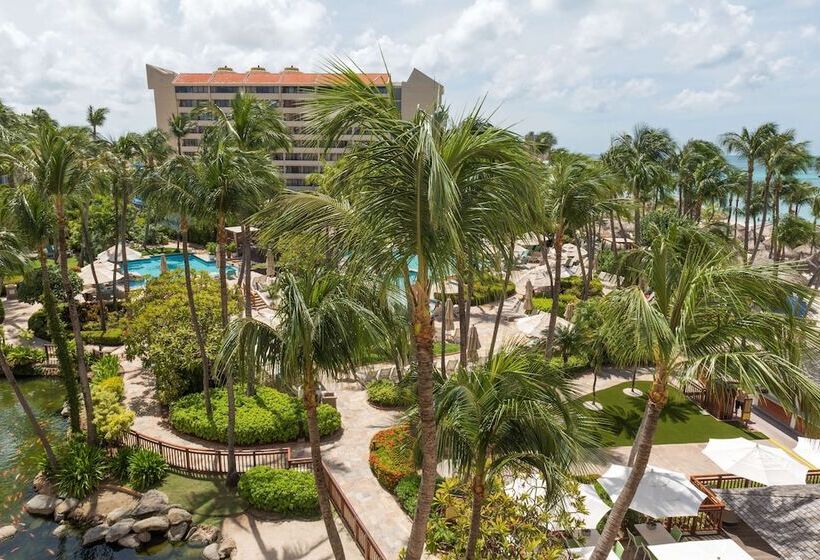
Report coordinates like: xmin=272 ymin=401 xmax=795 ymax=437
xmin=369 ymin=424 xmax=415 ymax=491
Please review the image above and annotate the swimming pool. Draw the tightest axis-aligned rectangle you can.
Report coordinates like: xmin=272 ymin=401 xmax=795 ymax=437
xmin=124 ymin=253 xmax=237 ymax=288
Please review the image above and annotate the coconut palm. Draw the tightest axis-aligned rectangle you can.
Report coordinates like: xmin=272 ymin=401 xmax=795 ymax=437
xmin=811 ymin=193 xmax=820 ymax=254
xmin=0 ymin=229 xmax=58 ymax=470
xmin=721 ymin=123 xmax=777 ymax=260
xmin=773 ymin=214 xmax=814 ymax=261
xmin=431 ymin=345 xmax=593 ymax=559
xmin=524 ymin=130 xmax=557 ymax=160
xmin=589 ymin=226 xmax=820 ymax=560
xmin=217 ymin=268 xmax=387 ymax=560
xmin=766 ymin=139 xmax=813 ymax=260
xmin=168 ymin=113 xmax=195 ymax=156
xmin=86 ymin=106 xmax=108 ymax=141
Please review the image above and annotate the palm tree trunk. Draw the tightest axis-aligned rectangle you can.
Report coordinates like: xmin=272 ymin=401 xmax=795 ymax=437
xmin=609 ymin=211 xmax=619 ymax=256
xmin=120 ymin=186 xmax=130 ymax=303
xmin=537 ymin=234 xmax=554 ymax=289
xmin=813 ymin=217 xmax=817 ymax=254
xmin=0 ymin=349 xmax=57 ymax=471
xmin=55 ymin=197 xmax=96 ymax=445
xmin=304 ymin=369 xmax=347 ymax=560
xmin=465 ymin=461 xmax=486 ymax=560
xmin=181 ymin=219 xmax=212 ymax=417
xmin=217 ymin=214 xmax=229 ymax=327
xmin=590 ymin=380 xmax=666 ymax=560
xmin=633 ymin=190 xmax=642 ymax=246
xmin=405 ymin=276 xmax=438 ymax=560
xmin=743 ymin=159 xmax=754 ymax=261
xmin=440 ymin=280 xmax=447 ymax=374
xmin=577 ymin=237 xmax=588 ymax=300
xmin=457 ymin=275 xmax=468 ymax=366
xmin=111 ymin=195 xmax=119 ymax=309
xmin=734 ymin=196 xmax=740 ymax=240
xmin=38 ymin=248 xmax=80 ymax=433
xmin=242 ymin=225 xmax=255 ymax=397
xmin=216 ymin=213 xmax=238 ymax=486
xmin=488 ymin=241 xmax=515 ymax=361
xmin=545 ymin=227 xmax=563 ymax=359
xmin=770 ymin=181 xmax=781 ymax=259
xmin=81 ymin=204 xmax=107 ymax=331
xmin=750 ymin=173 xmax=773 ymax=264
xmin=586 ymin=225 xmax=595 ymax=292
xmin=726 ymin=193 xmax=733 ymax=225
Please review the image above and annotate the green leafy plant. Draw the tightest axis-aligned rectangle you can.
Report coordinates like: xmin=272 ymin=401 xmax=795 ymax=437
xmin=369 ymin=424 xmax=416 ymax=492
xmin=16 ymin=264 xmax=82 ymax=304
xmin=91 ymin=382 xmax=134 ymax=441
xmin=26 ymin=308 xmax=53 ymax=340
xmin=367 ymin=379 xmax=416 ymax=408
xmin=82 ymin=329 xmax=125 ymax=346
xmin=238 ymin=466 xmax=319 ymax=517
xmin=107 ymin=446 xmax=135 ymax=483
xmin=2 ymin=344 xmax=46 ymax=376
xmin=127 ymin=448 xmax=168 ymax=491
xmin=53 ymin=439 xmax=108 ymax=499
xmin=91 ymin=354 xmax=120 ymax=382
xmin=396 ymin=474 xmax=421 ymax=515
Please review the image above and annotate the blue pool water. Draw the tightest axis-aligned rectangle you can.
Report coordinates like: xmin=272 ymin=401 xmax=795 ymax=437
xmin=124 ymin=254 xmax=237 ymax=288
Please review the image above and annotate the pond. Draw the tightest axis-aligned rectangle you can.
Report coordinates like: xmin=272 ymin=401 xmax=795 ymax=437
xmin=0 ymin=377 xmax=200 ymax=559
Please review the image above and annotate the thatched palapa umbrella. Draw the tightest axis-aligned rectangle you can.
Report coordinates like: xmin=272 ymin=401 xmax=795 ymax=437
xmin=467 ymin=325 xmax=481 ymax=363
xmin=444 ymin=298 xmax=455 ymax=332
xmin=524 ymin=279 xmax=534 ymax=315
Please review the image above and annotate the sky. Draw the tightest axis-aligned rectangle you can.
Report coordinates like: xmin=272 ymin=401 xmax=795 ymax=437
xmin=1 ymin=0 xmax=819 ymax=154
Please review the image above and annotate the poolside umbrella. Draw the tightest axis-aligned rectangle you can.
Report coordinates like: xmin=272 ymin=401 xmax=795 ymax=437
xmin=159 ymin=254 xmax=168 ymax=274
xmin=794 ymin=437 xmax=820 ymax=468
xmin=702 ymin=438 xmax=809 ymax=486
xmin=548 ymin=484 xmax=611 ymax=530
xmin=265 ymin=249 xmax=276 ymax=277
xmin=598 ymin=464 xmax=707 ymax=518
xmin=524 ymin=280 xmax=534 ymax=314
xmin=444 ymin=298 xmax=455 ymax=332
xmin=467 ymin=325 xmax=481 ymax=363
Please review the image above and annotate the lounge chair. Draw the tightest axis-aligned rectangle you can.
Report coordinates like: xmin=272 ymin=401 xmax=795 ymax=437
xmin=613 ymin=541 xmax=625 ymax=559
xmin=670 ymin=526 xmax=684 ymax=542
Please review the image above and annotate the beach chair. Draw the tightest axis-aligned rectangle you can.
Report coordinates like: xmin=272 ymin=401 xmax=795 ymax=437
xmin=627 ymin=529 xmax=647 ymax=549
xmin=670 ymin=526 xmax=684 ymax=542
xmin=613 ymin=541 xmax=625 ymax=559
xmin=446 ymin=359 xmax=458 ymax=372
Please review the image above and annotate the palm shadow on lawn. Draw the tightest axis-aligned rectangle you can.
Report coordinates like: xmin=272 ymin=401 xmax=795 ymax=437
xmin=599 ymin=399 xmax=695 ymax=443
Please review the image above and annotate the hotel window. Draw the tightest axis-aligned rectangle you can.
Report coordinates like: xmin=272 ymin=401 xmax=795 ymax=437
xmin=282 ymin=86 xmax=298 ymax=94
xmin=212 ymin=86 xmax=238 ymax=93
xmin=178 ymin=99 xmax=195 ymax=107
xmin=297 ymin=86 xmax=315 ymax=93
xmin=376 ymin=86 xmax=387 ymax=94
xmin=286 ymin=178 xmax=306 ymax=187
xmin=175 ymin=86 xmax=208 ymax=93
xmin=214 ymin=99 xmax=232 ymax=107
xmin=248 ymin=86 xmax=279 ymax=94
xmin=182 ymin=138 xmax=200 ymax=147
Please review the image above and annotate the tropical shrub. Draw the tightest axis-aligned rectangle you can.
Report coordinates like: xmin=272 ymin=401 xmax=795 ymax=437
xmin=94 ymin=376 xmax=125 ymax=399
xmin=436 ymin=274 xmax=516 ymax=305
xmin=205 ymin=242 xmax=217 ymax=255
xmin=127 ymin=449 xmax=168 ymax=491
xmin=91 ymin=382 xmax=134 ymax=441
xmin=560 ymin=275 xmax=603 ymax=298
xmin=532 ymin=293 xmax=580 ymax=317
xmin=91 ymin=354 xmax=120 ymax=382
xmin=395 ymin=474 xmax=421 ymax=515
xmin=82 ymin=329 xmax=126 ymax=346
xmin=125 ymin=271 xmax=240 ymax=404
xmin=303 ymin=404 xmax=342 ymax=437
xmin=369 ymin=424 xmax=415 ymax=492
xmin=2 ymin=345 xmax=46 ymax=376
xmin=27 ymin=309 xmax=52 ymax=340
xmin=107 ymin=446 xmax=134 ymax=483
xmin=238 ymin=467 xmax=319 ymax=517
xmin=366 ymin=379 xmax=416 ymax=408
xmin=17 ymin=264 xmax=82 ymax=304
xmin=52 ymin=439 xmax=108 ymax=499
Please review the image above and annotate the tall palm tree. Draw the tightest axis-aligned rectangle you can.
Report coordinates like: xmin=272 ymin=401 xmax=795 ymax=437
xmin=763 ymin=136 xmax=812 ymax=261
xmin=432 ymin=345 xmax=592 ymax=559
xmin=589 ymin=227 xmax=820 ymax=560
xmin=0 ymin=229 xmax=58 ymax=470
xmin=721 ymin=122 xmax=777 ymax=261
xmin=168 ymin=113 xmax=195 ymax=156
xmin=217 ymin=269 xmax=387 ymax=560
xmin=86 ymin=106 xmax=109 ymax=141
xmin=524 ymin=130 xmax=557 ymax=160
xmin=811 ymin=193 xmax=820 ymax=254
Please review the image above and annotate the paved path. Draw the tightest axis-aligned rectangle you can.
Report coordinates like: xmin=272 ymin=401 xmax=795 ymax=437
xmin=1 ymin=296 xmax=46 ymax=346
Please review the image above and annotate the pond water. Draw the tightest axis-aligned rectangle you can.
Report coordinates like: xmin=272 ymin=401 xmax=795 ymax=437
xmin=0 ymin=377 xmax=199 ymax=559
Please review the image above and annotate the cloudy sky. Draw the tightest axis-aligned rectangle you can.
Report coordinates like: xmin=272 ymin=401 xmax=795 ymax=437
xmin=2 ymin=0 xmax=819 ymax=153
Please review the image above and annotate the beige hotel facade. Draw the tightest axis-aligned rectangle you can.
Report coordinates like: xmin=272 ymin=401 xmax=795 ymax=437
xmin=146 ymin=64 xmax=443 ymax=189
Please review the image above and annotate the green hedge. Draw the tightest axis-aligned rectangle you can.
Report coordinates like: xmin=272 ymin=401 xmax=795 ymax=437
xmin=27 ymin=309 xmax=51 ymax=340
xmin=366 ymin=379 xmax=416 ymax=408
xmin=170 ymin=386 xmax=342 ymax=445
xmin=369 ymin=425 xmax=415 ymax=492
xmin=238 ymin=466 xmax=319 ymax=517
xmin=395 ymin=474 xmax=421 ymax=515
xmin=533 ymin=293 xmax=580 ymax=317
xmin=82 ymin=329 xmax=125 ymax=346
xmin=434 ymin=274 xmax=516 ymax=306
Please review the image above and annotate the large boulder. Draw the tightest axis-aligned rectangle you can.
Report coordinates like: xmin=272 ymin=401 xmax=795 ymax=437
xmin=136 ymin=531 xmax=152 ymax=543
xmin=131 ymin=490 xmax=170 ymax=518
xmin=167 ymin=522 xmax=189 ymax=543
xmin=118 ymin=534 xmax=142 ymax=548
xmin=82 ymin=525 xmax=109 ymax=546
xmin=54 ymin=498 xmax=79 ymax=522
xmin=132 ymin=515 xmax=170 ymax=533
xmin=105 ymin=518 xmax=135 ymax=542
xmin=25 ymin=494 xmax=59 ymax=516
xmin=218 ymin=536 xmax=236 ymax=559
xmin=0 ymin=525 xmax=16 ymax=542
xmin=167 ymin=507 xmax=192 ymax=525
xmin=52 ymin=523 xmax=70 ymax=538
xmin=202 ymin=542 xmax=220 ymax=560
xmin=105 ymin=504 xmax=134 ymax=526
xmin=186 ymin=524 xmax=220 ymax=547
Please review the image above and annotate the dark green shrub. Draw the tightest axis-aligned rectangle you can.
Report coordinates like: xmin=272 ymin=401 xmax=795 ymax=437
xmin=82 ymin=329 xmax=125 ymax=346
xmin=395 ymin=474 xmax=421 ymax=514
xmin=127 ymin=448 xmax=168 ymax=491
xmin=366 ymin=379 xmax=416 ymax=408
xmin=2 ymin=345 xmax=46 ymax=376
xmin=238 ymin=466 xmax=319 ymax=517
xmin=53 ymin=439 xmax=108 ymax=499
xmin=17 ymin=264 xmax=82 ymax=304
xmin=471 ymin=273 xmax=516 ymax=305
xmin=27 ymin=309 xmax=52 ymax=340
xmin=107 ymin=446 xmax=135 ymax=483
xmin=315 ymin=404 xmax=342 ymax=435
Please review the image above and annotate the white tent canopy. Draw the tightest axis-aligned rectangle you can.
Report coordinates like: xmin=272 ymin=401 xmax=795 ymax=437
xmin=794 ymin=437 xmax=820 ymax=469
xmin=648 ymin=539 xmax=754 ymax=560
xmin=598 ymin=464 xmax=707 ymax=519
xmin=515 ymin=312 xmax=568 ymax=338
xmin=702 ymin=438 xmax=808 ymax=486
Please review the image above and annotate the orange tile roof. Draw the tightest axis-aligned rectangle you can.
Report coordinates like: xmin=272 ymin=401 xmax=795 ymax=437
xmin=171 ymin=68 xmax=391 ymax=86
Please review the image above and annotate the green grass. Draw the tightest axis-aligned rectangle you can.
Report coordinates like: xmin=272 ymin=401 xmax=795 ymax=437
xmin=157 ymin=473 xmax=247 ymax=526
xmin=434 ymin=341 xmax=460 ymax=356
xmin=581 ymin=381 xmax=766 ymax=447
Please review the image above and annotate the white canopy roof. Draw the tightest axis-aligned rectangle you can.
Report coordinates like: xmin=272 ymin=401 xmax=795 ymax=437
xmin=515 ymin=312 xmax=568 ymax=338
xmin=648 ymin=539 xmax=754 ymax=560
xmin=97 ymin=245 xmax=142 ymax=263
xmin=794 ymin=437 xmax=820 ymax=469
xmin=598 ymin=464 xmax=707 ymax=519
xmin=702 ymin=438 xmax=808 ymax=486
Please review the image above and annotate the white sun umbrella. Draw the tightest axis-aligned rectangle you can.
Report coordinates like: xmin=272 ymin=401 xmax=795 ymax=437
xmin=159 ymin=254 xmax=168 ymax=274
xmin=549 ymin=484 xmax=611 ymax=530
xmin=467 ymin=325 xmax=481 ymax=363
xmin=265 ymin=249 xmax=276 ymax=277
xmin=598 ymin=464 xmax=707 ymax=518
xmin=794 ymin=437 xmax=820 ymax=469
xmin=444 ymin=298 xmax=455 ymax=332
xmin=524 ymin=280 xmax=534 ymax=314
xmin=702 ymin=438 xmax=808 ymax=486
xmin=648 ymin=539 xmax=754 ymax=560
xmin=515 ymin=312 xmax=569 ymax=338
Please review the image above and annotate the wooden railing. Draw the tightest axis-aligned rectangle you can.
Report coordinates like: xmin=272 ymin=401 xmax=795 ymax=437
xmin=323 ymin=466 xmax=389 ymax=560
xmin=122 ymin=431 xmax=311 ymax=474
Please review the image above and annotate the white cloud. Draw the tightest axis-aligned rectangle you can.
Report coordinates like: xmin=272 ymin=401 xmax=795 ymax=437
xmin=569 ymin=78 xmax=657 ymax=112
xmin=664 ymin=88 xmax=740 ymax=111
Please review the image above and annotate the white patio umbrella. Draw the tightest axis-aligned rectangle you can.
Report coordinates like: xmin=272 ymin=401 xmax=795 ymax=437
xmin=550 ymin=484 xmax=611 ymax=530
xmin=515 ymin=312 xmax=569 ymax=338
xmin=794 ymin=437 xmax=820 ymax=469
xmin=702 ymin=438 xmax=808 ymax=486
xmin=598 ymin=464 xmax=707 ymax=519
xmin=265 ymin=249 xmax=276 ymax=277
xmin=444 ymin=298 xmax=455 ymax=332
xmin=467 ymin=325 xmax=481 ymax=363
xmin=648 ymin=539 xmax=754 ymax=560
xmin=524 ymin=280 xmax=534 ymax=314
xmin=159 ymin=254 xmax=168 ymax=274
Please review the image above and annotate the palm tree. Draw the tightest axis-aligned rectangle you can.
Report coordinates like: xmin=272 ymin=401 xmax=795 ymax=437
xmin=168 ymin=113 xmax=195 ymax=156
xmin=86 ymin=106 xmax=109 ymax=141
xmin=773 ymin=214 xmax=814 ymax=261
xmin=217 ymin=269 xmax=387 ymax=560
xmin=553 ymin=323 xmax=580 ymax=365
xmin=765 ymin=137 xmax=812 ymax=260
xmin=589 ymin=227 xmax=820 ymax=560
xmin=0 ymin=229 xmax=58 ymax=471
xmin=721 ymin=123 xmax=777 ymax=261
xmin=811 ymin=193 xmax=820 ymax=254
xmin=524 ymin=130 xmax=557 ymax=160
xmin=431 ymin=345 xmax=592 ymax=560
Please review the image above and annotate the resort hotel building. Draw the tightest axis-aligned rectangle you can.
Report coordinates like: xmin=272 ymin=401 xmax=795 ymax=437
xmin=146 ymin=64 xmax=443 ymax=190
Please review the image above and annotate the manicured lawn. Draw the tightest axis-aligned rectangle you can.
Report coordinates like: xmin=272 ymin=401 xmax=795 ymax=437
xmin=581 ymin=381 xmax=766 ymax=447
xmin=157 ymin=473 xmax=247 ymax=526
xmin=434 ymin=341 xmax=460 ymax=356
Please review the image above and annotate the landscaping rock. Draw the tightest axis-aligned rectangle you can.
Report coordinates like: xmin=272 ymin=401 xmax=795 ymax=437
xmin=186 ymin=524 xmax=220 ymax=547
xmin=167 ymin=522 xmax=189 ymax=543
xmin=136 ymin=531 xmax=152 ymax=543
xmin=167 ymin=507 xmax=192 ymax=525
xmin=33 ymin=472 xmax=54 ymax=496
xmin=202 ymin=542 xmax=220 ymax=560
xmin=105 ymin=504 xmax=134 ymax=525
xmin=0 ymin=525 xmax=16 ymax=542
xmin=218 ymin=536 xmax=236 ymax=559
xmin=52 ymin=523 xmax=70 ymax=538
xmin=82 ymin=525 xmax=109 ymax=546
xmin=105 ymin=518 xmax=135 ymax=542
xmin=132 ymin=515 xmax=170 ymax=533
xmin=118 ymin=534 xmax=142 ymax=549
xmin=54 ymin=498 xmax=79 ymax=522
xmin=131 ymin=490 xmax=169 ymax=518
xmin=25 ymin=494 xmax=59 ymax=516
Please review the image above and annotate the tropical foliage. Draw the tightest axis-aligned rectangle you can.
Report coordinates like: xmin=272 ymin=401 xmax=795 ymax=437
xmin=238 ymin=466 xmax=319 ymax=517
